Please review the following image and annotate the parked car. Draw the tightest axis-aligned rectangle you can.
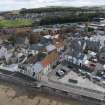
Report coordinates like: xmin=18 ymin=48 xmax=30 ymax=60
xmin=67 ymin=64 xmax=73 ymax=69
xmin=92 ymin=76 xmax=101 ymax=82
xmin=96 ymin=71 xmax=103 ymax=77
xmin=61 ymin=69 xmax=67 ymax=74
xmin=68 ymin=79 xmax=78 ymax=84
xmin=56 ymin=69 xmax=65 ymax=77
xmin=85 ymin=72 xmax=91 ymax=80
xmin=73 ymin=68 xmax=79 ymax=73
xmin=102 ymin=75 xmax=105 ymax=80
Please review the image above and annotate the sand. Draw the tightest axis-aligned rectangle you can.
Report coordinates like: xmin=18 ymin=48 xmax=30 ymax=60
xmin=0 ymin=82 xmax=87 ymax=105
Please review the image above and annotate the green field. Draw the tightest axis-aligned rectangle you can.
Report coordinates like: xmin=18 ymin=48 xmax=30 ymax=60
xmin=0 ymin=19 xmax=33 ymax=28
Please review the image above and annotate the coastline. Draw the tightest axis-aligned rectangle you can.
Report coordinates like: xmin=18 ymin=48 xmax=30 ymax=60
xmin=0 ymin=81 xmax=85 ymax=105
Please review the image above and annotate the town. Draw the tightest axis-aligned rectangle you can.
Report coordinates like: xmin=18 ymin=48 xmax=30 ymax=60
xmin=0 ymin=7 xmax=105 ymax=105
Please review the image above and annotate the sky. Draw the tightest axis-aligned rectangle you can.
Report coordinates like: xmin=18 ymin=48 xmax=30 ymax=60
xmin=0 ymin=0 xmax=105 ymax=11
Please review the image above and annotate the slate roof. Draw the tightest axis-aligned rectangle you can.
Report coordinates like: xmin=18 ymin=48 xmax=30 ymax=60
xmin=29 ymin=43 xmax=44 ymax=50
xmin=32 ymin=62 xmax=44 ymax=74
xmin=46 ymin=44 xmax=56 ymax=52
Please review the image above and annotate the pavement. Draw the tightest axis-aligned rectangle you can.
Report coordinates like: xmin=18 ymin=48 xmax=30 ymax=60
xmin=45 ymin=64 xmax=105 ymax=101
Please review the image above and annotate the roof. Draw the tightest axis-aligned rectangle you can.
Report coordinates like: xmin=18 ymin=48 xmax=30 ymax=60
xmin=29 ymin=43 xmax=43 ymax=50
xmin=52 ymin=34 xmax=59 ymax=39
xmin=15 ymin=37 xmax=25 ymax=44
xmin=55 ymin=42 xmax=64 ymax=49
xmin=41 ymin=57 xmax=50 ymax=67
xmin=41 ymin=50 xmax=58 ymax=67
xmin=8 ymin=64 xmax=18 ymax=72
xmin=46 ymin=44 xmax=56 ymax=52
xmin=32 ymin=62 xmax=44 ymax=74
xmin=33 ymin=28 xmax=43 ymax=32
xmin=43 ymin=35 xmax=51 ymax=39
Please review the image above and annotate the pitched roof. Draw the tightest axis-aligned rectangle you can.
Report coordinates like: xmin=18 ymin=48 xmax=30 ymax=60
xmin=46 ymin=44 xmax=56 ymax=52
xmin=41 ymin=57 xmax=50 ymax=67
xmin=32 ymin=62 xmax=44 ymax=73
xmin=55 ymin=42 xmax=64 ymax=48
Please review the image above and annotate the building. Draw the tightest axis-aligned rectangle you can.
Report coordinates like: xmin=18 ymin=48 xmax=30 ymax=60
xmin=70 ymin=37 xmax=100 ymax=53
xmin=54 ymin=41 xmax=64 ymax=52
xmin=99 ymin=47 xmax=105 ymax=63
xmin=29 ymin=43 xmax=44 ymax=53
xmin=20 ymin=62 xmax=43 ymax=79
xmin=64 ymin=53 xmax=88 ymax=67
xmin=0 ymin=46 xmax=7 ymax=59
xmin=45 ymin=44 xmax=56 ymax=53
xmin=41 ymin=49 xmax=58 ymax=73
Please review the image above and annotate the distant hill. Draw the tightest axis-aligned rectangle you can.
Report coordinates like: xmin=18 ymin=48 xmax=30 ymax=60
xmin=0 ymin=6 xmax=105 ymax=27
xmin=0 ymin=6 xmax=105 ymax=14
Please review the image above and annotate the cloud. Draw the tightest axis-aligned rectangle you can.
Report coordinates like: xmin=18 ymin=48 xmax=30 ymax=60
xmin=0 ymin=0 xmax=105 ymax=11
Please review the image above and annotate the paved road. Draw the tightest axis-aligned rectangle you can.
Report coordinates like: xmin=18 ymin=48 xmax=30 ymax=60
xmin=0 ymin=69 xmax=104 ymax=105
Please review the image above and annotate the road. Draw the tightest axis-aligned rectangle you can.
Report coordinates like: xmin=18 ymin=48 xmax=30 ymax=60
xmin=0 ymin=69 xmax=104 ymax=105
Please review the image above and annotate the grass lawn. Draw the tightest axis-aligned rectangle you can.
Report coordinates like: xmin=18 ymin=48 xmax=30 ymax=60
xmin=0 ymin=19 xmax=33 ymax=28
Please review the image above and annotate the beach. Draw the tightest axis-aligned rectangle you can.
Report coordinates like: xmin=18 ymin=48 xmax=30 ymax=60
xmin=0 ymin=82 xmax=85 ymax=105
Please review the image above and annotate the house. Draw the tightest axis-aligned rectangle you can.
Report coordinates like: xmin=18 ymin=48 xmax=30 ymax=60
xmin=33 ymin=28 xmax=49 ymax=36
xmin=45 ymin=44 xmax=56 ymax=53
xmin=70 ymin=37 xmax=100 ymax=53
xmin=40 ymin=35 xmax=53 ymax=46
xmin=86 ymin=37 xmax=100 ymax=52
xmin=15 ymin=27 xmax=31 ymax=36
xmin=0 ymin=43 xmax=16 ymax=64
xmin=98 ymin=47 xmax=105 ymax=63
xmin=15 ymin=37 xmax=29 ymax=48
xmin=32 ymin=62 xmax=44 ymax=76
xmin=29 ymin=43 xmax=44 ymax=53
xmin=29 ymin=33 xmax=41 ymax=44
xmin=0 ymin=46 xmax=7 ymax=59
xmin=54 ymin=41 xmax=64 ymax=52
xmin=64 ymin=53 xmax=88 ymax=67
xmin=20 ymin=62 xmax=43 ymax=79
